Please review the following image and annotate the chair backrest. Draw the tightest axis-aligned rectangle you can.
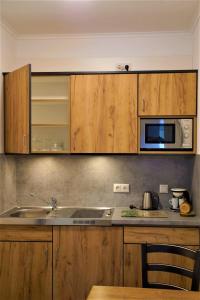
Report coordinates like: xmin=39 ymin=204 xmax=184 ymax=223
xmin=141 ymin=244 xmax=200 ymax=291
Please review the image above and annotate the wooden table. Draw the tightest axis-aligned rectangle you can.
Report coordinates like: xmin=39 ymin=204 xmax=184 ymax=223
xmin=87 ymin=286 xmax=200 ymax=300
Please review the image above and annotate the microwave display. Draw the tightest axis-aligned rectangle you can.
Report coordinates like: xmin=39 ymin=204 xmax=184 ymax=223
xmin=145 ymin=124 xmax=175 ymax=144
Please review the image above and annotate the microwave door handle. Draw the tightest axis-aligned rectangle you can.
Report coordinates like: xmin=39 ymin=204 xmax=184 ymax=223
xmin=175 ymin=120 xmax=183 ymax=147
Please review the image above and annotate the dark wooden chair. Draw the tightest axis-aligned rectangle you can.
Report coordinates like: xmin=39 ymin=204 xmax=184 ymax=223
xmin=141 ymin=244 xmax=200 ymax=291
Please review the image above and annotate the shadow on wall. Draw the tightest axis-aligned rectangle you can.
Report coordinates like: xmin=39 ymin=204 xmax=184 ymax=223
xmin=15 ymin=155 xmax=194 ymax=209
xmin=0 ymin=155 xmax=16 ymax=213
xmin=191 ymin=155 xmax=200 ymax=214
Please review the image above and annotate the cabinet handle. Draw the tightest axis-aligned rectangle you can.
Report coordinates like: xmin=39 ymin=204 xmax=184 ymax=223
xmin=23 ymin=135 xmax=26 ymax=148
xmin=143 ymin=99 xmax=146 ymax=112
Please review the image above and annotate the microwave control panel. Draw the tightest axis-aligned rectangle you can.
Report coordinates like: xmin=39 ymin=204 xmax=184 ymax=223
xmin=180 ymin=119 xmax=193 ymax=148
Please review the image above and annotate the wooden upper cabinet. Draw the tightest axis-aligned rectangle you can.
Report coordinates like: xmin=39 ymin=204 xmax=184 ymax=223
xmin=71 ymin=74 xmax=138 ymax=153
xmin=138 ymin=72 xmax=197 ymax=116
xmin=4 ymin=64 xmax=30 ymax=153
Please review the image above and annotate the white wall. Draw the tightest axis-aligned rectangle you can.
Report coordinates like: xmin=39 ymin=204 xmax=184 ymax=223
xmin=15 ymin=32 xmax=193 ymax=72
xmin=193 ymin=13 xmax=200 ymax=154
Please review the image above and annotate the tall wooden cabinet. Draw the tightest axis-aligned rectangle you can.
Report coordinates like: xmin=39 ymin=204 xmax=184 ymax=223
xmin=53 ymin=226 xmax=123 ymax=300
xmin=139 ymin=72 xmax=197 ymax=116
xmin=4 ymin=65 xmax=30 ymax=153
xmin=70 ymin=74 xmax=138 ymax=153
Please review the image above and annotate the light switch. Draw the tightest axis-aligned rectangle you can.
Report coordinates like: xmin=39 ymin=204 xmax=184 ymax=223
xmin=159 ymin=184 xmax=169 ymax=194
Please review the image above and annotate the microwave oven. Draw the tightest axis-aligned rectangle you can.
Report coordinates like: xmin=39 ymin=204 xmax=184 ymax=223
xmin=140 ymin=118 xmax=193 ymax=151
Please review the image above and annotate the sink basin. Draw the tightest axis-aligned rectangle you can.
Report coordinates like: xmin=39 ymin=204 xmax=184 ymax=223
xmin=1 ymin=207 xmax=52 ymax=218
xmin=56 ymin=207 xmax=113 ymax=218
xmin=0 ymin=206 xmax=114 ymax=225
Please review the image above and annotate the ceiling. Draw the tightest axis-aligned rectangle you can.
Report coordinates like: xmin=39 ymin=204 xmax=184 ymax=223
xmin=1 ymin=0 xmax=199 ymax=36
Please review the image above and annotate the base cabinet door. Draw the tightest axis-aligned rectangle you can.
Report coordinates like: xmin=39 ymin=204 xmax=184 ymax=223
xmin=0 ymin=241 xmax=52 ymax=300
xmin=53 ymin=226 xmax=123 ymax=300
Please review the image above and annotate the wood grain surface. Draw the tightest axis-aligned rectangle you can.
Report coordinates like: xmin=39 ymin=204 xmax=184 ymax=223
xmin=5 ymin=64 xmax=30 ymax=153
xmin=139 ymin=73 xmax=197 ymax=116
xmin=124 ymin=227 xmax=200 ymax=245
xmin=124 ymin=244 xmax=142 ymax=287
xmin=124 ymin=243 xmax=199 ymax=290
xmin=87 ymin=286 xmax=200 ymax=300
xmin=0 ymin=241 xmax=52 ymax=300
xmin=53 ymin=226 xmax=123 ymax=300
xmin=71 ymin=74 xmax=138 ymax=153
xmin=0 ymin=225 xmax=52 ymax=241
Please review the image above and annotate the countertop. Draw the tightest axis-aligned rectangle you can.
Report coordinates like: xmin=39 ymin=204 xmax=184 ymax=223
xmin=112 ymin=207 xmax=200 ymax=227
xmin=0 ymin=207 xmax=200 ymax=227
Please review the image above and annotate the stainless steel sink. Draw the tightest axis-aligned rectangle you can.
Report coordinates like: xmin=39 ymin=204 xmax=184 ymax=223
xmin=0 ymin=207 xmax=53 ymax=218
xmin=56 ymin=207 xmax=113 ymax=218
xmin=0 ymin=206 xmax=114 ymax=225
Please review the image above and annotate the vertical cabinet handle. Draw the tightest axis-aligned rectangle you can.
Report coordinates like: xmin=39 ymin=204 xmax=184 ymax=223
xmin=142 ymin=99 xmax=146 ymax=112
xmin=23 ymin=135 xmax=26 ymax=148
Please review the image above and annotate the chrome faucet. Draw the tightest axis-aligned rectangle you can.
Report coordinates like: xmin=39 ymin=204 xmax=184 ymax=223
xmin=50 ymin=197 xmax=57 ymax=211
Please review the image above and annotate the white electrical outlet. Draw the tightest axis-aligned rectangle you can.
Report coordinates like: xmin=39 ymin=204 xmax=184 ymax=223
xmin=159 ymin=184 xmax=169 ymax=194
xmin=121 ymin=184 xmax=130 ymax=192
xmin=113 ymin=184 xmax=130 ymax=193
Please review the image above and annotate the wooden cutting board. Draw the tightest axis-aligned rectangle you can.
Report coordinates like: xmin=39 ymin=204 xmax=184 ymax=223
xmin=121 ymin=209 xmax=168 ymax=218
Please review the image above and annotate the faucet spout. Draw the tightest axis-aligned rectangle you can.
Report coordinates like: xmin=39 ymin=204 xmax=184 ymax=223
xmin=50 ymin=197 xmax=57 ymax=211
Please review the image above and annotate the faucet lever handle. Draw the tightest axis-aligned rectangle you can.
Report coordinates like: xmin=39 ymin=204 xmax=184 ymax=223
xmin=50 ymin=197 xmax=57 ymax=209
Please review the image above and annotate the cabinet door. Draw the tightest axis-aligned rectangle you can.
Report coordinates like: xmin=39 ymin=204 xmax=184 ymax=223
xmin=31 ymin=76 xmax=70 ymax=153
xmin=4 ymin=65 xmax=31 ymax=153
xmin=139 ymin=73 xmax=197 ymax=116
xmin=71 ymin=74 xmax=138 ymax=153
xmin=124 ymin=244 xmax=199 ymax=291
xmin=53 ymin=226 xmax=123 ymax=300
xmin=0 ymin=241 xmax=52 ymax=300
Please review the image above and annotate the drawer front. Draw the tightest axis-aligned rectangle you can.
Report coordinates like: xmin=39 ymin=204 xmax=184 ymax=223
xmin=124 ymin=227 xmax=200 ymax=245
xmin=0 ymin=225 xmax=52 ymax=241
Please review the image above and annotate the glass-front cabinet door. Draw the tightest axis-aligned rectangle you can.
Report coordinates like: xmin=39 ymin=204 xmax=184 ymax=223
xmin=31 ymin=76 xmax=70 ymax=153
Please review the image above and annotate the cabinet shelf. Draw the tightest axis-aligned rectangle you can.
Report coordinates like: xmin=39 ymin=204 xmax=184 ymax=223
xmin=32 ymin=124 xmax=68 ymax=127
xmin=32 ymin=97 xmax=68 ymax=104
xmin=31 ymin=150 xmax=69 ymax=154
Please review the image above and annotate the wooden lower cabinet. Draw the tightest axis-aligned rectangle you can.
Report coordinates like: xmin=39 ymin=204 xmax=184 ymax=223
xmin=53 ymin=226 xmax=123 ymax=300
xmin=0 ymin=225 xmax=199 ymax=299
xmin=0 ymin=242 xmax=52 ymax=300
xmin=124 ymin=227 xmax=200 ymax=291
xmin=0 ymin=226 xmax=52 ymax=300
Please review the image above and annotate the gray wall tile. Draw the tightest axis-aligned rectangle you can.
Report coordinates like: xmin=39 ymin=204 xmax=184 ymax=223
xmin=15 ymin=155 xmax=194 ymax=209
xmin=191 ymin=155 xmax=200 ymax=215
xmin=0 ymin=155 xmax=16 ymax=213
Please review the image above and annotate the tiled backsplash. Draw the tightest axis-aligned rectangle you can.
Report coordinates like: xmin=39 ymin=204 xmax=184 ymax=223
xmin=15 ymin=155 xmax=194 ymax=209
xmin=192 ymin=155 xmax=200 ymax=214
